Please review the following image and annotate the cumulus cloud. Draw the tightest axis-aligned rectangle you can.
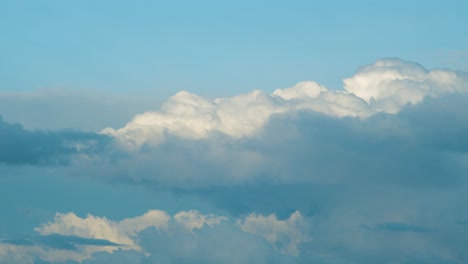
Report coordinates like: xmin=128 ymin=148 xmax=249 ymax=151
xmin=54 ymin=58 xmax=468 ymax=192
xmin=102 ymin=58 xmax=468 ymax=149
xmin=0 ymin=210 xmax=307 ymax=263
xmin=62 ymin=58 xmax=468 ymax=263
xmin=73 ymin=95 xmax=468 ymax=190
xmin=34 ymin=210 xmax=170 ymax=253
xmin=343 ymin=59 xmax=467 ymax=106
xmin=3 ymin=58 xmax=468 ymax=263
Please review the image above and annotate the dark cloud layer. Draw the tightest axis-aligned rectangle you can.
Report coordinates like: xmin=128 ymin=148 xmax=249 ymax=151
xmin=2 ymin=234 xmax=120 ymax=250
xmin=0 ymin=116 xmax=109 ymax=165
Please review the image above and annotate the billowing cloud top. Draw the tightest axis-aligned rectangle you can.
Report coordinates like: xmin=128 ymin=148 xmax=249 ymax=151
xmin=102 ymin=58 xmax=468 ymax=149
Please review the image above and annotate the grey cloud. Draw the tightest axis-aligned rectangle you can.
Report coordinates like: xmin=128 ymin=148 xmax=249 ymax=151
xmin=137 ymin=224 xmax=296 ymax=264
xmin=86 ymin=93 xmax=468 ymax=189
xmin=2 ymin=234 xmax=120 ymax=250
xmin=455 ymin=220 xmax=468 ymax=226
xmin=0 ymin=210 xmax=309 ymax=264
xmin=50 ymin=93 xmax=468 ymax=263
xmin=0 ymin=116 xmax=110 ymax=165
xmin=81 ymin=250 xmax=145 ymax=264
xmin=120 ymin=96 xmax=468 ymax=262
xmin=374 ymin=222 xmax=432 ymax=233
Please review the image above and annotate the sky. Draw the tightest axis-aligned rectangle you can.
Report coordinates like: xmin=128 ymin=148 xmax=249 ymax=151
xmin=1 ymin=1 xmax=468 ymax=263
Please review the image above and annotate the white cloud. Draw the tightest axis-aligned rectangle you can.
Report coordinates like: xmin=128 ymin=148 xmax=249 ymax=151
xmin=0 ymin=243 xmax=100 ymax=264
xmin=238 ymin=211 xmax=309 ymax=256
xmin=343 ymin=58 xmax=468 ymax=113
xmin=1 ymin=209 xmax=306 ymax=263
xmin=102 ymin=58 xmax=468 ymax=149
xmin=2 ymin=58 xmax=468 ymax=264
xmin=35 ymin=210 xmax=170 ymax=253
xmin=118 ymin=210 xmax=170 ymax=236
xmin=174 ymin=210 xmax=228 ymax=232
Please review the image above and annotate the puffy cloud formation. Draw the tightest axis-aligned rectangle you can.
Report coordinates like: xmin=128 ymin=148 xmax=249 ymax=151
xmin=239 ymin=211 xmax=309 ymax=256
xmin=103 ymin=58 xmax=468 ymax=149
xmin=343 ymin=58 xmax=468 ymax=112
xmin=0 ymin=210 xmax=306 ymax=263
xmin=35 ymin=210 xmax=170 ymax=252
xmin=2 ymin=58 xmax=468 ymax=263
xmin=0 ymin=210 xmax=171 ymax=262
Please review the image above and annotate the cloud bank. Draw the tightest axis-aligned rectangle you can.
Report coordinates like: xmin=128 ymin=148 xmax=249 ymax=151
xmin=0 ymin=116 xmax=108 ymax=165
xmin=2 ymin=58 xmax=468 ymax=263
xmin=103 ymin=58 xmax=468 ymax=149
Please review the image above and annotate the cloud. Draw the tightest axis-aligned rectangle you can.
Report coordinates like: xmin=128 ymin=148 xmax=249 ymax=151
xmin=71 ymin=94 xmax=468 ymax=190
xmin=374 ymin=222 xmax=432 ymax=233
xmin=52 ymin=58 xmax=468 ymax=193
xmin=238 ymin=211 xmax=309 ymax=256
xmin=64 ymin=58 xmax=468 ymax=263
xmin=0 ymin=210 xmax=307 ymax=263
xmin=102 ymin=58 xmax=468 ymax=149
xmin=0 ymin=116 xmax=109 ymax=165
xmin=34 ymin=210 xmax=170 ymax=253
xmin=2 ymin=234 xmax=121 ymax=250
xmin=342 ymin=58 xmax=467 ymax=108
xmin=3 ymin=58 xmax=468 ymax=263
xmin=174 ymin=210 xmax=228 ymax=232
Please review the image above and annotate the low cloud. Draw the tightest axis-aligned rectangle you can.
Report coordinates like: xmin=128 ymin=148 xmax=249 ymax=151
xmin=2 ymin=234 xmax=121 ymax=250
xmin=2 ymin=58 xmax=468 ymax=263
xmin=374 ymin=222 xmax=432 ymax=233
xmin=0 ymin=116 xmax=109 ymax=165
xmin=71 ymin=94 xmax=468 ymax=190
xmin=103 ymin=58 xmax=468 ymax=149
xmin=34 ymin=210 xmax=170 ymax=253
xmin=0 ymin=210 xmax=307 ymax=263
xmin=238 ymin=211 xmax=309 ymax=256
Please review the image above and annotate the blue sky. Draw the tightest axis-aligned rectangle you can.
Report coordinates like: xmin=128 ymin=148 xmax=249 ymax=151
xmin=1 ymin=1 xmax=468 ymax=263
xmin=1 ymin=0 xmax=467 ymax=96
